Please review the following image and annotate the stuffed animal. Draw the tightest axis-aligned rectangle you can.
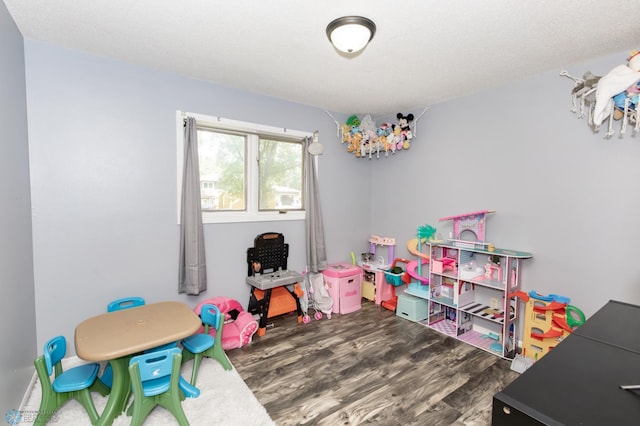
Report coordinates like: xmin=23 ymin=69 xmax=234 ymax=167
xmin=343 ymin=115 xmax=362 ymax=151
xmin=346 ymin=115 xmax=361 ymax=131
xmin=403 ymin=130 xmax=413 ymax=149
xmin=592 ymin=52 xmax=640 ymax=126
xmin=360 ymin=114 xmax=377 ymax=134
xmin=396 ymin=112 xmax=415 ymax=150
xmin=384 ymin=132 xmax=396 ymax=154
xmin=351 ymin=132 xmax=363 ymax=157
xmin=346 ymin=132 xmax=356 ymax=153
xmin=611 ymin=53 xmax=640 ymax=120
xmin=364 ymin=129 xmax=378 ymax=154
xmin=346 ymin=114 xmax=360 ymax=126
xmin=341 ymin=123 xmax=351 ymax=143
xmin=347 ymin=131 xmax=363 ymax=154
xmin=377 ymin=122 xmax=391 ymax=137
xmin=397 ymin=112 xmax=415 ymax=132
xmin=392 ymin=123 xmax=404 ymax=151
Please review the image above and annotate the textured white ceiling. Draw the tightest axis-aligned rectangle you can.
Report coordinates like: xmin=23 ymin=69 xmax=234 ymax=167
xmin=4 ymin=0 xmax=640 ymax=115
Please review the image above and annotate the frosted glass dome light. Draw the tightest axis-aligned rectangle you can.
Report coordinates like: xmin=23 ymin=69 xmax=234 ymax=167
xmin=326 ymin=16 xmax=376 ymax=54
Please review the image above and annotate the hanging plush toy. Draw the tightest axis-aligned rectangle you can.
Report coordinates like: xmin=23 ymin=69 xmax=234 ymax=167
xmin=346 ymin=115 xmax=361 ymax=133
xmin=592 ymin=51 xmax=640 ymax=129
xmin=339 ymin=112 xmax=423 ymax=157
xmin=341 ymin=124 xmax=351 ymax=143
xmin=396 ymin=112 xmax=415 ymax=150
xmin=344 ymin=115 xmax=364 ymax=156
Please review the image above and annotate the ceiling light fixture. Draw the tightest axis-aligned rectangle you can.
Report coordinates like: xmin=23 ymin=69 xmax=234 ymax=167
xmin=326 ymin=16 xmax=376 ymax=54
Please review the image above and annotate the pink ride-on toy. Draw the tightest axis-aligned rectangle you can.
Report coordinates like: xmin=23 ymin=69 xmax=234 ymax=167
xmin=193 ymin=297 xmax=258 ymax=350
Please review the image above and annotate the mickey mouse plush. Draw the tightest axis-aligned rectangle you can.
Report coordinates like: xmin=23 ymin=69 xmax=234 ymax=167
xmin=396 ymin=112 xmax=415 ymax=150
xmin=397 ymin=112 xmax=414 ymax=131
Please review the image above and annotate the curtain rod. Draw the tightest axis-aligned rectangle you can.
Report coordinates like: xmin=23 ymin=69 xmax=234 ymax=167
xmin=179 ymin=111 xmax=311 ymax=138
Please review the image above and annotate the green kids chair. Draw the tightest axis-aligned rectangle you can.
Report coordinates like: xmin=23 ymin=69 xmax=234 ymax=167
xmin=33 ymin=335 xmax=109 ymax=425
xmin=127 ymin=347 xmax=199 ymax=426
xmin=181 ymin=303 xmax=232 ymax=385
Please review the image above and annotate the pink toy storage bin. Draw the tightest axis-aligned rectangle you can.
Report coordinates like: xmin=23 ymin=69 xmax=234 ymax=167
xmin=323 ymin=263 xmax=362 ymax=314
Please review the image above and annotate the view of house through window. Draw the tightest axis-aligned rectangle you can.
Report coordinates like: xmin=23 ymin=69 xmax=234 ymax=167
xmin=178 ymin=112 xmax=309 ymax=224
xmin=258 ymin=138 xmax=303 ymax=210
xmin=197 ymin=129 xmax=246 ymax=211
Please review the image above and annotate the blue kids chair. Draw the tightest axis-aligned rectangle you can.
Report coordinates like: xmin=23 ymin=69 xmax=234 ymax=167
xmin=181 ymin=303 xmax=232 ymax=385
xmin=107 ymin=296 xmax=145 ymax=313
xmin=127 ymin=347 xmax=199 ymax=426
xmin=33 ymin=335 xmax=108 ymax=425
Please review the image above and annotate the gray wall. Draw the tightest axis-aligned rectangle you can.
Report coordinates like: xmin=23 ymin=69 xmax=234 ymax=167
xmin=23 ymin=39 xmax=371 ymax=355
xmin=0 ymin=2 xmax=37 ymax=411
xmin=372 ymin=52 xmax=640 ymax=318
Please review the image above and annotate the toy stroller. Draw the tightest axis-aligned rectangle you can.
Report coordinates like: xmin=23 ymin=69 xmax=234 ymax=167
xmin=301 ymin=272 xmax=333 ymax=323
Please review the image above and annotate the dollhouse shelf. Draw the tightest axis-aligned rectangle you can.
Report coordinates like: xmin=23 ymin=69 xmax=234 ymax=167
xmin=412 ymin=240 xmax=532 ymax=359
xmin=459 ymin=302 xmax=515 ymax=324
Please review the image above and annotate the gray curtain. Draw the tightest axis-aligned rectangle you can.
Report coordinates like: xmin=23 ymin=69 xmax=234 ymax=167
xmin=304 ymin=136 xmax=327 ymax=273
xmin=178 ymin=117 xmax=207 ymax=295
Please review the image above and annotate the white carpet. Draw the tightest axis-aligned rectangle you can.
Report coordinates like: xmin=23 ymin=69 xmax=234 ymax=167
xmin=24 ymin=358 xmax=275 ymax=426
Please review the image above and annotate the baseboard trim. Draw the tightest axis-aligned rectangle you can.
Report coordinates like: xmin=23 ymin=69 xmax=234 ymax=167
xmin=18 ymin=371 xmax=37 ymax=411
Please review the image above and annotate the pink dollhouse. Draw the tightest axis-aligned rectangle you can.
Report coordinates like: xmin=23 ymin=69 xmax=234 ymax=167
xmin=439 ymin=209 xmax=495 ymax=242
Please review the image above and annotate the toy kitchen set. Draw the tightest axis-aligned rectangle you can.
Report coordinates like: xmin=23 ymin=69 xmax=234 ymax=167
xmin=359 ymin=235 xmax=397 ymax=305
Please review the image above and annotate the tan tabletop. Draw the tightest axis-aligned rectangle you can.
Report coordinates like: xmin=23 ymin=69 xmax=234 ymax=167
xmin=75 ymin=301 xmax=201 ymax=361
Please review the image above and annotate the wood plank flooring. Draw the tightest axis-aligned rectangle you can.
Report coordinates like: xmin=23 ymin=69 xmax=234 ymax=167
xmin=227 ymin=301 xmax=519 ymax=425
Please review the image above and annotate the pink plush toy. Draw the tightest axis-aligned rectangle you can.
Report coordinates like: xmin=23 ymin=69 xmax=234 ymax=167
xmin=193 ymin=297 xmax=258 ymax=350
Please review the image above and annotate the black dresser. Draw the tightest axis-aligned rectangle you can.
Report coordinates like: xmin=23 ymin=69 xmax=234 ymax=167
xmin=492 ymin=300 xmax=640 ymax=425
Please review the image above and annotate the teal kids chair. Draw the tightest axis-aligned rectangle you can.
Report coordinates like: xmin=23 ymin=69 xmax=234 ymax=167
xmin=107 ymin=296 xmax=145 ymax=313
xmin=181 ymin=303 xmax=232 ymax=385
xmin=127 ymin=347 xmax=199 ymax=426
xmin=33 ymin=335 xmax=109 ymax=425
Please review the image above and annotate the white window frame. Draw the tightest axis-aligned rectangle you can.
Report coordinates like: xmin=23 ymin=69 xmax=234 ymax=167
xmin=177 ymin=111 xmax=310 ymax=224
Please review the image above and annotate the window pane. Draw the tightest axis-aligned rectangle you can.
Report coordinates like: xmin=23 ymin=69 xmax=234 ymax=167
xmin=258 ymin=138 xmax=303 ymax=211
xmin=197 ymin=129 xmax=246 ymax=211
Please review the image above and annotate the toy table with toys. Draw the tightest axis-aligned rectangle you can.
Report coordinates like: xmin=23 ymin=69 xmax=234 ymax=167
xmin=493 ymin=300 xmax=640 ymax=425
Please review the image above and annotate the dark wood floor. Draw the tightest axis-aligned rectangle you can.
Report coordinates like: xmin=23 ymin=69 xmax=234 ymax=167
xmin=227 ymin=300 xmax=519 ymax=426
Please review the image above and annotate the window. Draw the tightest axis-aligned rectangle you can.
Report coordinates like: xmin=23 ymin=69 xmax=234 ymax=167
xmin=177 ymin=112 xmax=310 ymax=224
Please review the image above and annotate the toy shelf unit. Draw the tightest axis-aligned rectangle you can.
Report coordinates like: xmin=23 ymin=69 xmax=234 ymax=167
xmin=420 ymin=240 xmax=532 ymax=359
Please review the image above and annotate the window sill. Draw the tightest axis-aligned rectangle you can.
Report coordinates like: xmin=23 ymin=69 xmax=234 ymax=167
xmin=201 ymin=210 xmax=305 ymax=224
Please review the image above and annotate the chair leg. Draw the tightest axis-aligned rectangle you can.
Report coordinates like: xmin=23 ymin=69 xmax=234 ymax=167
xmin=157 ymin=387 xmax=191 ymax=426
xmin=180 ymin=347 xmax=195 ymax=365
xmin=164 ymin=400 xmax=191 ymax=426
xmin=74 ymin=389 xmax=100 ymax=425
xmin=212 ymin=315 xmax=232 ymax=370
xmin=121 ymin=390 xmax=135 ymax=417
xmin=211 ymin=340 xmax=233 ymax=371
xmin=34 ymin=389 xmax=64 ymax=426
xmin=90 ymin=377 xmax=111 ymax=397
xmin=33 ymin=357 xmax=67 ymax=426
xmin=129 ymin=398 xmax=158 ymax=426
xmin=190 ymin=353 xmax=203 ymax=385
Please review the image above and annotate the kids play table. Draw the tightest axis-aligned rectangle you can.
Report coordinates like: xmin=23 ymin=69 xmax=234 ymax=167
xmin=75 ymin=301 xmax=201 ymax=426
